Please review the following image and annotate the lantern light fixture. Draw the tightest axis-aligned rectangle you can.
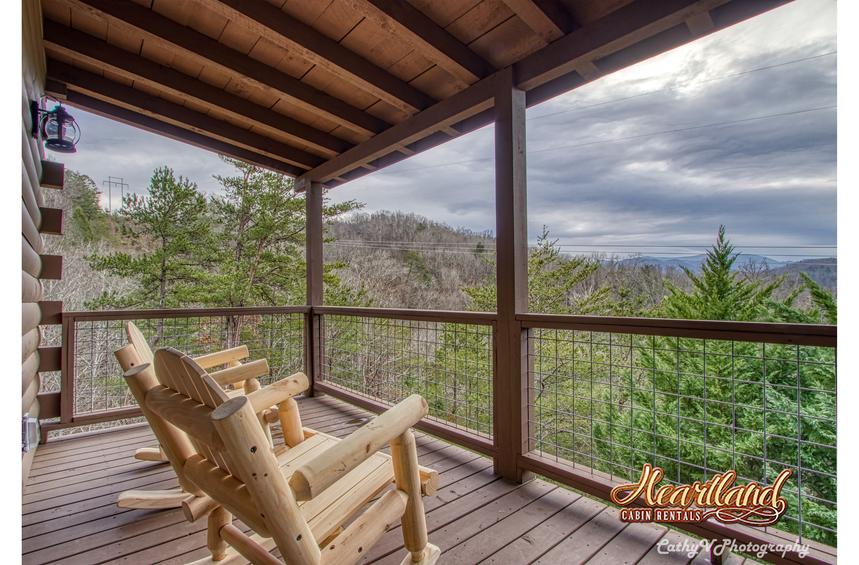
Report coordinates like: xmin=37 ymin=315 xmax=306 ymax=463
xmin=30 ymin=99 xmax=81 ymax=153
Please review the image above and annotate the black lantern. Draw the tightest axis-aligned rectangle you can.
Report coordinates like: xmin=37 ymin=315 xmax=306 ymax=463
xmin=31 ymin=100 xmax=81 ymax=153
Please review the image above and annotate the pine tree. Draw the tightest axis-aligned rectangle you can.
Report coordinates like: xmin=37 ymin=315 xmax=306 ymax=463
xmin=203 ymin=157 xmax=363 ymax=346
xmin=661 ymin=225 xmax=780 ymax=320
xmin=87 ymin=166 xmax=209 ymax=310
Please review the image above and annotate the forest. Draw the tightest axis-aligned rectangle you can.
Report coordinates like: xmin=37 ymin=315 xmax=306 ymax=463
xmin=44 ymin=160 xmax=836 ymax=545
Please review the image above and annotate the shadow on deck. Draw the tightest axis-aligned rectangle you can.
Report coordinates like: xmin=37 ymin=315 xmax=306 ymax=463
xmin=23 ymin=395 xmax=733 ymax=564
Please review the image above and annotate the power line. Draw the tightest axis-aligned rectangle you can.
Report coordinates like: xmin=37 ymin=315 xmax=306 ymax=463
xmin=333 ymin=239 xmax=835 ymax=249
xmin=328 ymin=242 xmax=835 ymax=258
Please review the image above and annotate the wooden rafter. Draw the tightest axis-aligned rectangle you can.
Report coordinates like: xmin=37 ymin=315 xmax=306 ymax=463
xmin=63 ymin=0 xmax=389 ymax=135
xmin=298 ymin=74 xmax=497 ymax=184
xmin=42 ymin=20 xmax=351 ymax=157
xmin=197 ymin=0 xmax=436 ymax=115
xmin=514 ymin=0 xmax=727 ymax=89
xmin=49 ymin=89 xmax=306 ymax=177
xmin=342 ymin=0 xmax=494 ymax=85
xmin=47 ymin=60 xmax=324 ymax=170
xmin=501 ymin=0 xmax=576 ymax=43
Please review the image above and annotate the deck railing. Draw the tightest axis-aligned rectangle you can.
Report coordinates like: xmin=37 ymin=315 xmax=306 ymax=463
xmin=41 ymin=305 xmax=836 ymax=562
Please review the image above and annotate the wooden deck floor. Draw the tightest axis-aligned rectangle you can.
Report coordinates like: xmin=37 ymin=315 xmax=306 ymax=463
xmin=23 ymin=395 xmax=731 ymax=564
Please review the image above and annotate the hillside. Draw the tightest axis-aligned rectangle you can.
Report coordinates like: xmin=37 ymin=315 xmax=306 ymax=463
xmin=326 ymin=211 xmax=494 ymax=310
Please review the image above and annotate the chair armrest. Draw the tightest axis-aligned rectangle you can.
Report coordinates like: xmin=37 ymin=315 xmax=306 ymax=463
xmin=245 ymin=372 xmax=309 ymax=414
xmin=193 ymin=345 xmax=249 ymax=370
xmin=289 ymin=394 xmax=428 ymax=501
xmin=209 ymin=359 xmax=270 ymax=387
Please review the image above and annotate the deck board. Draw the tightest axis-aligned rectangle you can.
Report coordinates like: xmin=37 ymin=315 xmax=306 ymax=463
xmin=23 ymin=394 xmax=710 ymax=564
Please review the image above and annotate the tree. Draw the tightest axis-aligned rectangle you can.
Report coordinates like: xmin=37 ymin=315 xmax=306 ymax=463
xmin=203 ymin=157 xmax=363 ymax=347
xmin=87 ymin=166 xmax=209 ymax=311
xmin=52 ymin=170 xmax=112 ymax=243
xmin=660 ymin=225 xmax=781 ymax=321
xmin=584 ymin=227 xmax=837 ymax=545
xmin=465 ymin=226 xmax=610 ymax=314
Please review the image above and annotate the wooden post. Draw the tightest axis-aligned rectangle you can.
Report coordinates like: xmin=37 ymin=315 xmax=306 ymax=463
xmin=59 ymin=313 xmax=74 ymax=424
xmin=305 ymin=181 xmax=324 ymax=397
xmin=493 ymin=67 xmax=533 ymax=483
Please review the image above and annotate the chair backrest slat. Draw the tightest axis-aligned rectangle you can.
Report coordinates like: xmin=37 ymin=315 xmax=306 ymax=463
xmin=126 ymin=322 xmax=154 ymax=365
xmin=153 ymin=348 xmax=238 ymax=478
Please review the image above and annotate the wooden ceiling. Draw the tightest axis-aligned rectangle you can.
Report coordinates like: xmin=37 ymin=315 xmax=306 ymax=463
xmin=39 ymin=0 xmax=790 ymax=188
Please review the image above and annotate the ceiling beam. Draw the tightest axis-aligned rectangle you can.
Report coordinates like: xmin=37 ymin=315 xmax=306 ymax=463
xmin=299 ymin=75 xmax=498 ymax=184
xmin=51 ymin=90 xmax=305 ymax=177
xmin=501 ymin=0 xmax=576 ymax=43
xmin=198 ymin=0 xmax=435 ymax=115
xmin=63 ymin=0 xmax=389 ymax=136
xmin=47 ymin=60 xmax=324 ymax=171
xmin=42 ymin=20 xmax=351 ymax=157
xmin=342 ymin=0 xmax=494 ymax=85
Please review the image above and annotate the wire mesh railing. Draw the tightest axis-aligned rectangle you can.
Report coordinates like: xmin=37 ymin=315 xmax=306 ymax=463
xmin=525 ymin=326 xmax=836 ymax=546
xmin=67 ymin=308 xmax=306 ymax=418
xmin=50 ymin=305 xmax=837 ymax=558
xmin=317 ymin=309 xmax=495 ymax=439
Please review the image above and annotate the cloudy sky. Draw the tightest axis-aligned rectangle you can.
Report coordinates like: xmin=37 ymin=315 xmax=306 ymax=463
xmin=57 ymin=0 xmax=836 ymax=260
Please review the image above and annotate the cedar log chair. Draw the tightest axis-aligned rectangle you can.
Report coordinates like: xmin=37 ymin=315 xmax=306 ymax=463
xmin=113 ymin=321 xmax=276 ymax=511
xmin=124 ymin=347 xmax=440 ymax=565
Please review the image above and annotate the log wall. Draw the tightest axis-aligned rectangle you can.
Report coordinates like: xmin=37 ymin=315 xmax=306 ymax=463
xmin=22 ymin=0 xmax=64 ymax=483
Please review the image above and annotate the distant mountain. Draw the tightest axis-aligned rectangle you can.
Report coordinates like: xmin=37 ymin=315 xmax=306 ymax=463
xmin=613 ymin=254 xmax=836 ymax=293
xmin=614 ymin=254 xmax=790 ymax=271
xmin=769 ymin=257 xmax=837 ymax=293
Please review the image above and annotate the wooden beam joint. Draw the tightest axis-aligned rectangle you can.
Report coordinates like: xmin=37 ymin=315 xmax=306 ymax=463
xmin=38 ymin=301 xmax=63 ymax=325
xmin=38 ymin=207 xmax=64 ymax=235
xmin=40 ymin=161 xmax=65 ymax=189
xmin=38 ymin=346 xmax=62 ymax=373
xmin=39 ymin=254 xmax=63 ymax=280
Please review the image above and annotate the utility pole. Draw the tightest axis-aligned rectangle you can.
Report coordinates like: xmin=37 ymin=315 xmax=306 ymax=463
xmin=101 ymin=176 xmax=129 ymax=213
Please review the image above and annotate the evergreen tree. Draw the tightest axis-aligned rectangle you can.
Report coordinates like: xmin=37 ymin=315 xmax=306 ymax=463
xmin=661 ymin=225 xmax=780 ymax=321
xmin=87 ymin=166 xmax=209 ymax=310
xmin=203 ymin=157 xmax=364 ymax=350
xmin=585 ymin=227 xmax=836 ymax=545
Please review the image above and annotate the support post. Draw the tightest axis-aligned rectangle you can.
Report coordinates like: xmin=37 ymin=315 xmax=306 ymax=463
xmin=493 ymin=68 xmax=533 ymax=482
xmin=305 ymin=181 xmax=324 ymax=396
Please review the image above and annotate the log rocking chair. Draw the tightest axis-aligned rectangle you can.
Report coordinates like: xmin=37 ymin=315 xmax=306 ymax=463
xmin=114 ymin=321 xmax=275 ymax=511
xmin=124 ymin=346 xmax=440 ymax=564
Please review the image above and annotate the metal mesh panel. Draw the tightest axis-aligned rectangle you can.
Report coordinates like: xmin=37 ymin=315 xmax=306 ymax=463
xmin=320 ymin=314 xmax=494 ymax=437
xmin=526 ymin=328 xmax=836 ymax=545
xmin=72 ymin=312 xmax=305 ymax=415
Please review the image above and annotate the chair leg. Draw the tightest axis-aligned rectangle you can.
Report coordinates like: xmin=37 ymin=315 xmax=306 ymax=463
xmin=391 ymin=431 xmax=438 ymax=564
xmin=207 ymin=506 xmax=232 ymax=561
xmin=399 ymin=544 xmax=441 ymax=565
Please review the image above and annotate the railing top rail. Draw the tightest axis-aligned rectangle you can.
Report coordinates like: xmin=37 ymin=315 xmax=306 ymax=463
xmin=64 ymin=305 xmax=311 ymax=321
xmin=517 ymin=312 xmax=836 ymax=347
xmin=313 ymin=305 xmax=497 ymax=324
xmin=63 ymin=306 xmax=837 ymax=346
